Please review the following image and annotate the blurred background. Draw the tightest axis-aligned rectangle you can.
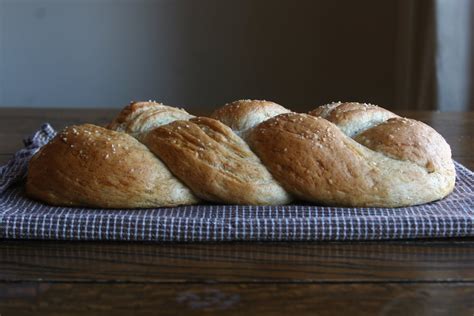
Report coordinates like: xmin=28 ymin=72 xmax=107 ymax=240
xmin=0 ymin=0 xmax=473 ymax=112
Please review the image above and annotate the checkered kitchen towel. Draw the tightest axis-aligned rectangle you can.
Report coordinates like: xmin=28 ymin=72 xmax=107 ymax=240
xmin=0 ymin=124 xmax=473 ymax=241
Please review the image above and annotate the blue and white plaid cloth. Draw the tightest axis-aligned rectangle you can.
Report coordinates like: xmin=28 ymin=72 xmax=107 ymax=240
xmin=0 ymin=124 xmax=473 ymax=241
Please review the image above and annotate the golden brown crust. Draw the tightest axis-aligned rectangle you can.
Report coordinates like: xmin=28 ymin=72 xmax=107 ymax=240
xmin=248 ymin=113 xmax=455 ymax=207
xmin=309 ymin=102 xmax=398 ymax=137
xmin=143 ymin=117 xmax=292 ymax=205
xmin=27 ymin=100 xmax=455 ymax=208
xmin=354 ymin=117 xmax=453 ymax=172
xmin=26 ymin=124 xmax=198 ymax=208
xmin=108 ymin=101 xmax=193 ymax=139
xmin=210 ymin=99 xmax=291 ymax=138
xmin=108 ymin=101 xmax=165 ymax=128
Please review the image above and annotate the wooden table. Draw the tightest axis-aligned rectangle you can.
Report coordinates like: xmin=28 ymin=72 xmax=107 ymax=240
xmin=0 ymin=109 xmax=473 ymax=315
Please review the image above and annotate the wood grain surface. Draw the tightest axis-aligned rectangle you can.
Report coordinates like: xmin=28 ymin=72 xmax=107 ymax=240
xmin=1 ymin=240 xmax=474 ymax=283
xmin=1 ymin=283 xmax=473 ymax=316
xmin=0 ymin=108 xmax=473 ymax=315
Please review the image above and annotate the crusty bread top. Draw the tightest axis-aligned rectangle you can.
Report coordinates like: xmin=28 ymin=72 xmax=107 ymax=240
xmin=26 ymin=124 xmax=198 ymax=208
xmin=309 ymin=102 xmax=452 ymax=172
xmin=210 ymin=99 xmax=291 ymax=138
xmin=144 ymin=117 xmax=292 ymax=205
xmin=354 ymin=117 xmax=453 ymax=172
xmin=247 ymin=113 xmax=455 ymax=207
xmin=108 ymin=101 xmax=193 ymax=139
xmin=26 ymin=99 xmax=456 ymax=208
xmin=309 ymin=102 xmax=398 ymax=137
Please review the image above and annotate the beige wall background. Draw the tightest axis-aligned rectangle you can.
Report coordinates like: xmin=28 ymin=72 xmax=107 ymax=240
xmin=1 ymin=0 xmax=470 ymax=112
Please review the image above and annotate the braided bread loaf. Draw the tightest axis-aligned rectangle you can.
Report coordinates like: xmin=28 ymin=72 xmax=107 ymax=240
xmin=26 ymin=100 xmax=455 ymax=208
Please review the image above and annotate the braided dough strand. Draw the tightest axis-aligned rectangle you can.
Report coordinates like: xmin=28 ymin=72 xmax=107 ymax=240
xmin=26 ymin=100 xmax=455 ymax=208
xmin=247 ymin=103 xmax=455 ymax=207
